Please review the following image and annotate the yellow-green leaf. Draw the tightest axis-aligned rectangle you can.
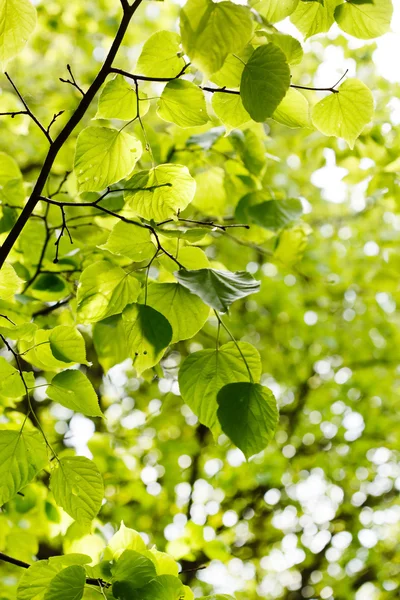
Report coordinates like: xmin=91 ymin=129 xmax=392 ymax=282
xmin=334 ymin=0 xmax=393 ymax=40
xmin=0 ymin=0 xmax=36 ymax=67
xmin=157 ymin=80 xmax=209 ymax=128
xmin=311 ymin=79 xmax=374 ymax=148
xmin=136 ymin=31 xmax=186 ymax=78
xmin=74 ymin=126 xmax=142 ymax=192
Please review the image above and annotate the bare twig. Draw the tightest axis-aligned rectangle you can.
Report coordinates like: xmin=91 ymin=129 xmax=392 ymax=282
xmin=59 ymin=65 xmax=85 ymax=96
xmin=3 ymin=73 xmax=52 ymax=142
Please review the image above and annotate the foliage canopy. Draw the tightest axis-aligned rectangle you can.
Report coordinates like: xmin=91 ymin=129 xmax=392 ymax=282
xmin=0 ymin=0 xmax=398 ymax=598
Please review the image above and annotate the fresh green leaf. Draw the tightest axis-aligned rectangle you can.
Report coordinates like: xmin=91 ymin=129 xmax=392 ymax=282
xmin=312 ymin=79 xmax=374 ymax=148
xmin=76 ymin=260 xmax=141 ymax=323
xmin=0 ymin=356 xmax=34 ymax=398
xmin=124 ymin=164 xmax=196 ymax=221
xmin=49 ymin=326 xmax=88 ymax=365
xmin=178 ymin=342 xmax=262 ymax=432
xmin=250 ymin=0 xmax=299 ymax=22
xmin=217 ymin=382 xmax=278 ymax=458
xmin=112 ymin=549 xmax=156 ymax=596
xmin=139 ymin=283 xmax=209 ymax=343
xmin=272 ymin=87 xmax=311 ymax=128
xmin=157 ymin=80 xmax=209 ymax=128
xmin=240 ymin=44 xmax=291 ymax=122
xmin=175 ymin=268 xmax=261 ymax=312
xmin=192 ymin=167 xmax=227 ymax=216
xmin=140 ymin=575 xmax=185 ymax=600
xmin=0 ymin=429 xmax=48 ymax=506
xmin=100 ymin=221 xmax=156 ymax=262
xmin=0 ymin=152 xmax=25 ymax=206
xmin=17 ymin=556 xmax=90 ymax=600
xmin=96 ymin=75 xmax=149 ymax=121
xmin=334 ymin=0 xmax=393 ymax=39
xmin=47 ymin=370 xmax=103 ymax=418
xmin=212 ymin=93 xmax=251 ymax=133
xmin=0 ymin=262 xmax=23 ymax=300
xmin=291 ymin=0 xmax=341 ymax=38
xmin=236 ymin=192 xmax=303 ymax=229
xmin=43 ymin=565 xmax=86 ymax=600
xmin=93 ymin=315 xmax=129 ymax=373
xmin=122 ymin=303 xmax=172 ymax=374
xmin=0 ymin=0 xmax=36 ymax=66
xmin=74 ymin=126 xmax=142 ymax=192
xmin=136 ymin=31 xmax=186 ymax=78
xmin=50 ymin=456 xmax=104 ymax=524
xmin=180 ymin=0 xmax=253 ymax=76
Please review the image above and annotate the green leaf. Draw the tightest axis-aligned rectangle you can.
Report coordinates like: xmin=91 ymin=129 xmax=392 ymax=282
xmin=50 ymin=456 xmax=104 ymax=524
xmin=212 ymin=93 xmax=251 ymax=133
xmin=240 ymin=44 xmax=291 ymax=123
xmin=0 ymin=0 xmax=36 ymax=67
xmin=122 ymin=303 xmax=173 ymax=374
xmin=274 ymin=223 xmax=310 ymax=265
xmin=178 ymin=342 xmax=262 ymax=432
xmin=334 ymin=0 xmax=393 ymax=40
xmin=158 ymin=246 xmax=210 ymax=272
xmin=17 ymin=556 xmax=91 ymax=600
xmin=76 ymin=260 xmax=141 ymax=323
xmin=311 ymin=79 xmax=374 ymax=149
xmin=100 ymin=221 xmax=156 ymax=262
xmin=93 ymin=315 xmax=129 ymax=373
xmin=30 ymin=273 xmax=69 ymax=302
xmin=272 ymin=87 xmax=311 ymax=128
xmin=136 ymin=31 xmax=186 ymax=78
xmin=157 ymin=80 xmax=209 ymax=128
xmin=112 ymin=549 xmax=156 ymax=596
xmin=0 ymin=152 xmax=25 ymax=206
xmin=74 ymin=126 xmax=142 ymax=193
xmin=124 ymin=164 xmax=196 ymax=221
xmin=236 ymin=192 xmax=303 ymax=229
xmin=0 ymin=357 xmax=34 ymax=398
xmin=43 ymin=565 xmax=86 ymax=600
xmin=47 ymin=370 xmax=103 ymax=418
xmin=211 ymin=46 xmax=254 ymax=88
xmin=0 ymin=429 xmax=48 ymax=506
xmin=0 ymin=262 xmax=23 ymax=300
xmin=139 ymin=283 xmax=209 ymax=343
xmin=0 ymin=319 xmax=36 ymax=342
xmin=251 ymin=0 xmax=299 ymax=22
xmin=192 ymin=167 xmax=227 ymax=216
xmin=259 ymin=32 xmax=304 ymax=66
xmin=49 ymin=326 xmax=88 ymax=365
xmin=104 ymin=522 xmax=147 ymax=561
xmin=175 ymin=268 xmax=261 ymax=312
xmin=140 ymin=575 xmax=185 ymax=600
xmin=180 ymin=0 xmax=253 ymax=76
xmin=21 ymin=328 xmax=82 ymax=372
xmin=217 ymin=382 xmax=278 ymax=458
xmin=96 ymin=75 xmax=149 ymax=121
xmin=291 ymin=0 xmax=341 ymax=38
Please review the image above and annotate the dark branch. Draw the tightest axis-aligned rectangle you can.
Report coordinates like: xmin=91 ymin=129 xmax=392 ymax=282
xmin=0 ymin=552 xmax=109 ymax=588
xmin=0 ymin=0 xmax=144 ymax=270
xmin=110 ymin=62 xmax=191 ymax=83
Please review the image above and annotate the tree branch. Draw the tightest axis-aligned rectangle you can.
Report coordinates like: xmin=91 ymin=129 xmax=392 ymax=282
xmin=0 ymin=0 xmax=144 ymax=270
xmin=0 ymin=552 xmax=109 ymax=588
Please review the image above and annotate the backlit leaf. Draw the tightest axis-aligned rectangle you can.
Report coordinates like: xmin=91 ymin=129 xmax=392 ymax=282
xmin=0 ymin=0 xmax=36 ymax=66
xmin=312 ymin=79 xmax=374 ymax=148
xmin=335 ymin=0 xmax=393 ymax=40
xmin=124 ymin=164 xmax=196 ymax=221
xmin=0 ymin=429 xmax=48 ymax=506
xmin=47 ymin=370 xmax=103 ymax=418
xmin=74 ymin=126 xmax=142 ymax=192
xmin=157 ymin=80 xmax=208 ymax=128
xmin=50 ymin=456 xmax=104 ymax=524
xmin=178 ymin=342 xmax=262 ymax=432
xmin=217 ymin=382 xmax=278 ymax=458
xmin=136 ymin=31 xmax=186 ymax=78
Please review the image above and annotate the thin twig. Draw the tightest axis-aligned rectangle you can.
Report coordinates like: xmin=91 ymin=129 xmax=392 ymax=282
xmin=59 ymin=64 xmax=85 ymax=96
xmin=4 ymin=73 xmax=52 ymax=142
xmin=47 ymin=110 xmax=65 ymax=134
